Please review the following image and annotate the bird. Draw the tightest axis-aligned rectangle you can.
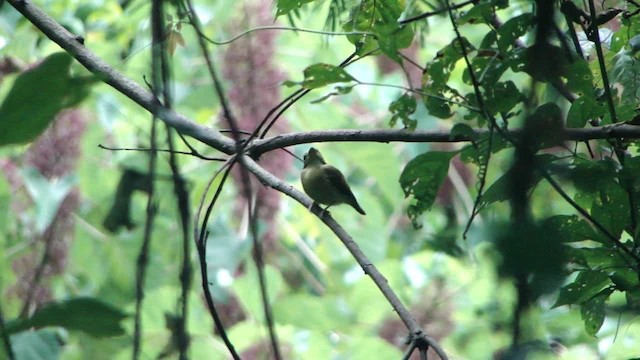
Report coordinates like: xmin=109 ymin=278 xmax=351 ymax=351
xmin=301 ymin=147 xmax=366 ymax=215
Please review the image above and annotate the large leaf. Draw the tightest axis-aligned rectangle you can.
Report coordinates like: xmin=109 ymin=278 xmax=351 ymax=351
xmin=10 ymin=329 xmax=63 ymax=360
xmin=553 ymin=270 xmax=611 ymax=308
xmin=0 ymin=52 xmax=94 ymax=146
xmin=399 ymin=151 xmax=455 ymax=227
xmin=6 ymin=297 xmax=128 ymax=337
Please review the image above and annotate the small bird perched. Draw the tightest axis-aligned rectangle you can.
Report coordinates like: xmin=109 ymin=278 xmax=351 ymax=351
xmin=301 ymin=147 xmax=366 ymax=215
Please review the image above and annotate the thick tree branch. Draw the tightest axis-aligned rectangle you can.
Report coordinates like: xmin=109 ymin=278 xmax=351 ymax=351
xmin=250 ymin=125 xmax=640 ymax=154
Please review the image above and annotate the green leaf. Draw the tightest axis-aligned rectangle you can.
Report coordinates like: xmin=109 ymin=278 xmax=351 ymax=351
xmin=484 ymin=80 xmax=523 ymax=115
xmin=6 ymin=297 xmax=128 ymax=337
xmin=462 ymin=53 xmax=509 ymax=87
xmin=449 ymin=123 xmax=476 ymax=141
xmin=611 ymin=16 xmax=640 ymax=52
xmin=610 ymin=268 xmax=640 ymax=291
xmin=540 ymin=215 xmax=598 ymax=243
xmin=11 ymin=329 xmax=63 ymax=360
xmin=460 ymin=133 xmax=509 ymax=165
xmin=275 ymin=0 xmax=314 ymax=16
xmin=21 ymin=167 xmax=77 ymax=233
xmin=480 ymin=154 xmax=554 ymax=207
xmin=301 ymin=64 xmax=355 ymax=89
xmin=580 ymin=289 xmax=612 ymax=336
xmin=553 ymin=270 xmax=611 ymax=307
xmin=567 ymin=96 xmax=607 ymax=128
xmin=388 ymin=93 xmax=417 ymax=130
xmin=343 ymin=0 xmax=413 ymax=61
xmin=0 ymin=52 xmax=94 ymax=146
xmin=567 ymin=158 xmax=619 ymax=192
xmin=590 ymin=181 xmax=630 ymax=238
xmin=497 ymin=13 xmax=533 ymax=51
xmin=564 ymin=59 xmax=595 ymax=97
xmin=399 ymin=151 xmax=456 ymax=228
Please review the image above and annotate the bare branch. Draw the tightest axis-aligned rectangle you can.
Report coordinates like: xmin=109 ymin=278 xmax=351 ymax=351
xmin=243 ymin=156 xmax=449 ymax=360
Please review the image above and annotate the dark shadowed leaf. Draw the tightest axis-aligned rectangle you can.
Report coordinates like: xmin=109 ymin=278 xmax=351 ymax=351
xmin=580 ymin=289 xmax=612 ymax=336
xmin=553 ymin=270 xmax=611 ymax=307
xmin=6 ymin=297 xmax=128 ymax=337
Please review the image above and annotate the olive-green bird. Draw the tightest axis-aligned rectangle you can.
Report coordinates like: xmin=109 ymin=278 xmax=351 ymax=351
xmin=301 ymin=147 xmax=366 ymax=215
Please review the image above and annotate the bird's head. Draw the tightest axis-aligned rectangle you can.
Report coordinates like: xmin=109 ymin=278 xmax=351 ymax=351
xmin=304 ymin=147 xmax=326 ymax=167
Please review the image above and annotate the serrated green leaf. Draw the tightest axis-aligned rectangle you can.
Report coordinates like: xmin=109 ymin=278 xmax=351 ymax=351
xmin=399 ymin=151 xmax=456 ymax=227
xmin=301 ymin=64 xmax=355 ymax=89
xmin=0 ymin=52 xmax=94 ymax=146
xmin=6 ymin=297 xmax=128 ymax=337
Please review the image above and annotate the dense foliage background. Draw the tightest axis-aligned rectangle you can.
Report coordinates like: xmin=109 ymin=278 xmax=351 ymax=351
xmin=2 ymin=0 xmax=640 ymax=359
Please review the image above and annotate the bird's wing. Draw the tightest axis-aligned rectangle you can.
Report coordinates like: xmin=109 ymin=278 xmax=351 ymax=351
xmin=322 ymin=165 xmax=358 ymax=203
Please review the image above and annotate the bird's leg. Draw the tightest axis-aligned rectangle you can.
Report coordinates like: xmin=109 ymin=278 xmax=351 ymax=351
xmin=320 ymin=204 xmax=334 ymax=217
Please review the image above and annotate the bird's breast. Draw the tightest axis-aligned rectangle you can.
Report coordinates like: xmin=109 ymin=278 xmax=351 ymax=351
xmin=301 ymin=167 xmax=344 ymax=205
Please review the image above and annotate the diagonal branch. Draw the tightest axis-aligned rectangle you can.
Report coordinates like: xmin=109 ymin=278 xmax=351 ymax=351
xmin=6 ymin=0 xmax=235 ymax=154
xmin=242 ymin=156 xmax=449 ymax=360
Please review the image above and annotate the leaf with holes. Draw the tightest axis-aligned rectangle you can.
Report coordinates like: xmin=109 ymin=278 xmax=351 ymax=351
xmin=389 ymin=94 xmax=417 ymax=130
xmin=399 ymin=151 xmax=455 ymax=228
xmin=580 ymin=288 xmax=612 ymax=336
xmin=553 ymin=270 xmax=611 ymax=308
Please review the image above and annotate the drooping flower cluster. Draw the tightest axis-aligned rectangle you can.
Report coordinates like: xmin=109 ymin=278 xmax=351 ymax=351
xmin=221 ymin=0 xmax=292 ymax=250
xmin=4 ymin=109 xmax=86 ymax=313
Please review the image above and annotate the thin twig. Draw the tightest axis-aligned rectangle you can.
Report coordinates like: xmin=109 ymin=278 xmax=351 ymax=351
xmin=248 ymin=125 xmax=640 ymax=155
xmin=398 ymin=0 xmax=478 ymax=25
xmin=194 ymin=164 xmax=240 ymax=359
xmin=0 ymin=298 xmax=15 ymax=360
xmin=200 ymin=25 xmax=376 ymax=45
xmin=183 ymin=0 xmax=282 ymax=357
xmin=98 ymin=144 xmax=226 ymax=161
